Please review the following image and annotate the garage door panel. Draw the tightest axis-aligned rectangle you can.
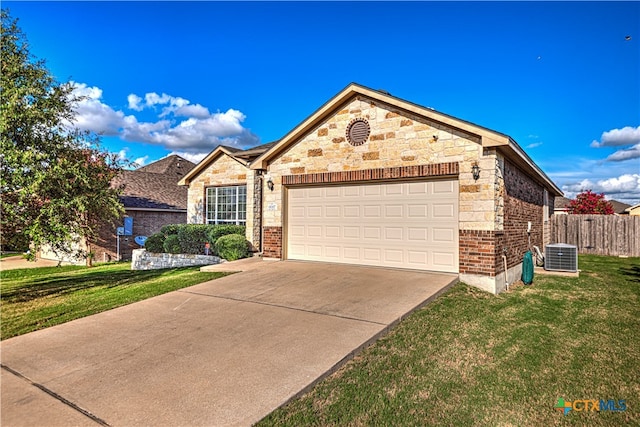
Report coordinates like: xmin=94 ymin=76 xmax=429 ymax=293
xmin=408 ymin=227 xmax=428 ymax=241
xmin=343 ymin=247 xmax=360 ymax=260
xmin=344 ymin=187 xmax=360 ymax=197
xmin=287 ymin=180 xmax=458 ymax=273
xmin=384 ymin=249 xmax=404 ymax=263
xmin=433 ymin=203 xmax=455 ymax=218
xmin=433 ymin=180 xmax=455 ymax=193
xmin=344 ymin=227 xmax=360 ymax=238
xmin=408 ymin=204 xmax=428 ymax=218
xmin=344 ymin=206 xmax=360 ymax=217
xmin=363 ymin=248 xmax=382 ymax=262
xmin=307 ymin=188 xmax=323 ymax=198
xmin=433 ymin=228 xmax=455 ymax=243
xmin=433 ymin=252 xmax=456 ymax=269
xmin=364 ymin=205 xmax=381 ymax=217
xmin=364 ymin=227 xmax=381 ymax=239
xmin=326 ymin=226 xmax=340 ymax=238
xmin=385 ymin=205 xmax=403 ymax=217
xmin=385 ymin=227 xmax=403 ymax=240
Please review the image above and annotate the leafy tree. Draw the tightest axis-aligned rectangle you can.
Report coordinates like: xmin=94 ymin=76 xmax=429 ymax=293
xmin=568 ymin=190 xmax=615 ymax=215
xmin=1 ymin=9 xmax=125 ymax=265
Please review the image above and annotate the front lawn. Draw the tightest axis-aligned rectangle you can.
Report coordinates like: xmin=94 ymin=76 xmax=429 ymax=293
xmin=259 ymin=254 xmax=639 ymax=426
xmin=0 ymin=263 xmax=229 ymax=340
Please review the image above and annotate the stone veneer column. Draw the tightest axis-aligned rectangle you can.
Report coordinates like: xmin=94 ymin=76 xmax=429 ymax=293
xmin=252 ymin=171 xmax=263 ymax=251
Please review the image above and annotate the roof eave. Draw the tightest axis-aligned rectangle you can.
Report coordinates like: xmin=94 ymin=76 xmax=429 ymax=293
xmin=499 ymin=138 xmax=563 ymax=196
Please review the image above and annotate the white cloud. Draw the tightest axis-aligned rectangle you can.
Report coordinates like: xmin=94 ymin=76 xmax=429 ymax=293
xmin=127 ymin=94 xmax=143 ymax=111
xmin=68 ymin=83 xmax=260 ymax=156
xmin=133 ymin=156 xmax=149 ymax=167
xmin=174 ymin=104 xmax=210 ymax=119
xmin=70 ymin=82 xmax=131 ymax=136
xmin=117 ymin=149 xmax=128 ymax=161
xmin=562 ymin=173 xmax=640 ymax=204
xmin=166 ymin=151 xmax=208 ymax=164
xmin=605 ymin=143 xmax=640 ymax=162
xmin=527 ymin=142 xmax=543 ymax=149
xmin=591 ymin=126 xmax=640 ymax=148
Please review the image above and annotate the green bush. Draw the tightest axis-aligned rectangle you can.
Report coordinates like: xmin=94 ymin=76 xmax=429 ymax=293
xmin=144 ymin=233 xmax=165 ymax=253
xmin=207 ymin=225 xmax=245 ymax=247
xmin=163 ymin=234 xmax=182 ymax=254
xmin=160 ymin=224 xmax=183 ymax=236
xmin=178 ymin=224 xmax=211 ymax=254
xmin=214 ymin=234 xmax=249 ymax=261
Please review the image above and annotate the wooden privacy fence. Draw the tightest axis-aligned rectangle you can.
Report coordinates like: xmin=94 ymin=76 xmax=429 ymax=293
xmin=550 ymin=215 xmax=640 ymax=257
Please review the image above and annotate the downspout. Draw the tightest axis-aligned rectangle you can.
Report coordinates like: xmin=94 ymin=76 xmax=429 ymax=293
xmin=502 ymin=252 xmax=509 ymax=291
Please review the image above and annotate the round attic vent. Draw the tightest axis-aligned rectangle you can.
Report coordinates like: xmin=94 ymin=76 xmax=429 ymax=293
xmin=346 ymin=118 xmax=370 ymax=146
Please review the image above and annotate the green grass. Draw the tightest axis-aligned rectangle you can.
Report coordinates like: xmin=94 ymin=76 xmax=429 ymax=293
xmin=0 ymin=263 xmax=229 ymax=340
xmin=0 ymin=253 xmax=21 ymax=259
xmin=258 ymin=255 xmax=639 ymax=426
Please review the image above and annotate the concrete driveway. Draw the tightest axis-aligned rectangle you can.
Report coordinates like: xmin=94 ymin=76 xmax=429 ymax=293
xmin=1 ymin=259 xmax=457 ymax=427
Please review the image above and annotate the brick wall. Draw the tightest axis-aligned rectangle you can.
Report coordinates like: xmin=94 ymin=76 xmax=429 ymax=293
xmin=91 ymin=210 xmax=187 ymax=262
xmin=282 ymin=162 xmax=458 ymax=185
xmin=459 ymin=230 xmax=501 ymax=276
xmin=262 ymin=226 xmax=282 ymax=258
xmin=503 ymin=160 xmax=544 ymax=269
xmin=459 ymin=160 xmax=545 ymax=278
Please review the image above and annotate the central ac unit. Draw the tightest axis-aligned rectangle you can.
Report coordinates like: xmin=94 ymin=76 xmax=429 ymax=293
xmin=545 ymin=244 xmax=578 ymax=272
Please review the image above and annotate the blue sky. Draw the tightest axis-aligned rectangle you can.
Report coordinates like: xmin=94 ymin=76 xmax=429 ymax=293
xmin=5 ymin=1 xmax=640 ymax=204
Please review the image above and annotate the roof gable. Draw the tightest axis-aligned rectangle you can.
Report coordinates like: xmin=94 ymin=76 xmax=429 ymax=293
xmin=250 ymin=82 xmax=562 ymax=196
xmin=178 ymin=143 xmax=276 ymax=186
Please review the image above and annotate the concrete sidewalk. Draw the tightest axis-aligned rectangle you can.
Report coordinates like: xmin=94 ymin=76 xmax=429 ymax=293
xmin=0 ymin=256 xmax=63 ymax=270
xmin=1 ymin=260 xmax=456 ymax=426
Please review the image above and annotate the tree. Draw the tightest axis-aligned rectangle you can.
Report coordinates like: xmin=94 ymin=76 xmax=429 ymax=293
xmin=1 ymin=10 xmax=125 ymax=265
xmin=567 ymin=190 xmax=615 ymax=215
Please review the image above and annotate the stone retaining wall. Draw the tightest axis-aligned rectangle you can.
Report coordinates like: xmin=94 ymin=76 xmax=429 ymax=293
xmin=131 ymin=249 xmax=221 ymax=270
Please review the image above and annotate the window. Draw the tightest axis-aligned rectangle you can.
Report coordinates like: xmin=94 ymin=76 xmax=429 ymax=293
xmin=206 ymin=185 xmax=247 ymax=225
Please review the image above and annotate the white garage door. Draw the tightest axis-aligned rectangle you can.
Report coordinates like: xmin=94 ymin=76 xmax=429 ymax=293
xmin=286 ymin=179 xmax=459 ymax=273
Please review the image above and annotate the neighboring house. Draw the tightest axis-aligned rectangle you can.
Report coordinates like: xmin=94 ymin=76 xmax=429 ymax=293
xmin=554 ymin=196 xmax=631 ymax=215
xmin=625 ymin=203 xmax=640 ymax=215
xmin=39 ymin=155 xmax=195 ymax=263
xmin=179 ymin=83 xmax=562 ymax=294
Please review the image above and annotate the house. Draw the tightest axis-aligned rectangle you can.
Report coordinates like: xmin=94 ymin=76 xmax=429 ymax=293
xmin=625 ymin=203 xmax=640 ymax=215
xmin=39 ymin=155 xmax=195 ymax=263
xmin=554 ymin=196 xmax=631 ymax=215
xmin=179 ymin=83 xmax=562 ymax=294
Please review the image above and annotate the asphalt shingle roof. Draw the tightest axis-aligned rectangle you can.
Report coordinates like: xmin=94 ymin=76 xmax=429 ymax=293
xmin=112 ymin=155 xmax=195 ymax=210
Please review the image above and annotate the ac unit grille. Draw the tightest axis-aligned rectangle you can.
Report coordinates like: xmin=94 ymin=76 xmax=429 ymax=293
xmin=545 ymin=244 xmax=578 ymax=272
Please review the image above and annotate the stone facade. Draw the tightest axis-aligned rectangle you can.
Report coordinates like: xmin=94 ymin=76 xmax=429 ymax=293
xmin=186 ymin=154 xmax=253 ymax=242
xmin=264 ymin=97 xmax=493 ymax=230
xmin=131 ymin=249 xmax=221 ymax=270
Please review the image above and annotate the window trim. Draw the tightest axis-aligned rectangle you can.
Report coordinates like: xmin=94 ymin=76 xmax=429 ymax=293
xmin=205 ymin=184 xmax=247 ymax=225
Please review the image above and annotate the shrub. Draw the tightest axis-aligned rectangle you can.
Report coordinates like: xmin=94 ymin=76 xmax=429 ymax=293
xmin=163 ymin=234 xmax=182 ymax=254
xmin=144 ymin=233 xmax=165 ymax=253
xmin=214 ymin=234 xmax=249 ymax=261
xmin=160 ymin=224 xmax=183 ymax=236
xmin=178 ymin=224 xmax=211 ymax=254
xmin=207 ymin=225 xmax=246 ymax=247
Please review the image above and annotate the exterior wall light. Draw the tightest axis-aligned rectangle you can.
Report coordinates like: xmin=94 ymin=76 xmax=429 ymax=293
xmin=266 ymin=176 xmax=274 ymax=191
xmin=472 ymin=162 xmax=480 ymax=181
